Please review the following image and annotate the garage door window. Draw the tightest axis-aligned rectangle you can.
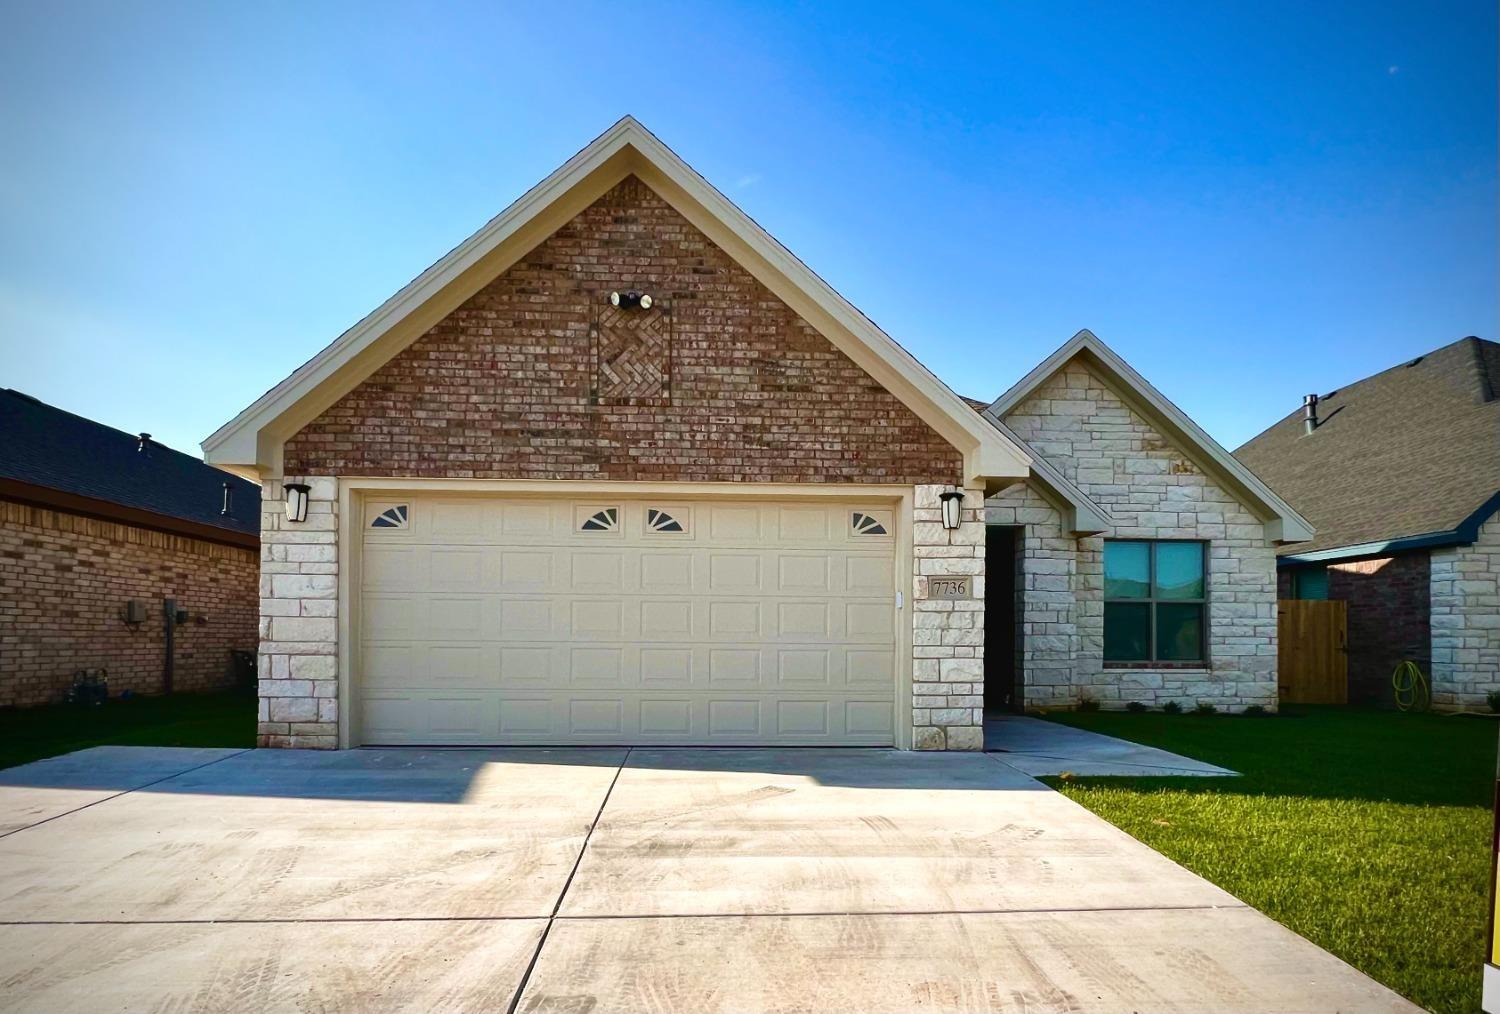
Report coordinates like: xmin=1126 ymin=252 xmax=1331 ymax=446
xmin=645 ymin=508 xmax=687 ymax=534
xmin=577 ymin=506 xmax=620 ymax=533
xmin=370 ymin=504 xmax=409 ymax=529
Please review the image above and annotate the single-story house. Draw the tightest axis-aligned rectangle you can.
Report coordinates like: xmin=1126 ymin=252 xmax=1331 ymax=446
xmin=203 ymin=117 xmax=1311 ymax=750
xmin=0 ymin=389 xmax=260 ymax=707
xmin=1235 ymin=337 xmax=1500 ymax=709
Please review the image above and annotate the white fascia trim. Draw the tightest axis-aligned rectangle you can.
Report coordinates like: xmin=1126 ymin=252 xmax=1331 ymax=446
xmin=204 ymin=116 xmax=1030 ymax=489
xmin=986 ymin=329 xmax=1315 ymax=544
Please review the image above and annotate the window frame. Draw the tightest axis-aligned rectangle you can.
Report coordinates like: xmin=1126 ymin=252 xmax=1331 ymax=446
xmin=1102 ymin=539 xmax=1210 ymax=667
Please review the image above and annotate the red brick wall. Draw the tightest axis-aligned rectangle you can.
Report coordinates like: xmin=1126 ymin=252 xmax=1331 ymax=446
xmin=285 ymin=175 xmax=963 ymax=484
xmin=0 ymin=500 xmax=259 ymax=707
xmin=1328 ymin=553 xmax=1430 ymax=705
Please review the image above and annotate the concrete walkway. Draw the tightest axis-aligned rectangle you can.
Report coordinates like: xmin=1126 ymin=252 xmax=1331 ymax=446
xmin=0 ymin=745 xmax=1411 ymax=1013
xmin=985 ymin=714 xmax=1239 ymax=776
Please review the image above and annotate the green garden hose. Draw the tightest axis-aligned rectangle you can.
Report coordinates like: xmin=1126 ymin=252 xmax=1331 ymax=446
xmin=1391 ymin=660 xmax=1430 ymax=712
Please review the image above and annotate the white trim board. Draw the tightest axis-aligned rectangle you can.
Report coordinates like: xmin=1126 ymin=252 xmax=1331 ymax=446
xmin=203 ymin=116 xmax=1030 ymax=491
xmin=983 ymin=329 xmax=1314 ymax=544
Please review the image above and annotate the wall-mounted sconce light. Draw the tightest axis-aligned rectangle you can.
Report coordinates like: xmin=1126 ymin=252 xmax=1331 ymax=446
xmin=609 ymin=290 xmax=653 ymax=310
xmin=939 ymin=487 xmax=964 ymax=530
xmin=284 ymin=482 xmax=311 ymax=523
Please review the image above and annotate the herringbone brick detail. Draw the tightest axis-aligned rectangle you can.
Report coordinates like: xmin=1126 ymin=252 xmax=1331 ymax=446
xmin=595 ymin=303 xmax=669 ymax=400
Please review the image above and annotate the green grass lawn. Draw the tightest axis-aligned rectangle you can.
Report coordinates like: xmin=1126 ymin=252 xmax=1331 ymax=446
xmin=0 ymin=691 xmax=255 ymax=771
xmin=1041 ymin=706 xmax=1495 ymax=1014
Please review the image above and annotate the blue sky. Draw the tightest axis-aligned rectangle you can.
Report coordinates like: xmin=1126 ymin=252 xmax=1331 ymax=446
xmin=1 ymin=2 xmax=1494 ymax=456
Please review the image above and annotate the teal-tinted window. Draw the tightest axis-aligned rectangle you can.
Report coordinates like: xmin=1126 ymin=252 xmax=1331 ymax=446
xmin=1104 ymin=541 xmax=1151 ymax=598
xmin=1292 ymin=567 xmax=1329 ymax=600
xmin=1104 ymin=603 xmax=1151 ymax=661
xmin=1102 ymin=541 xmax=1207 ymax=663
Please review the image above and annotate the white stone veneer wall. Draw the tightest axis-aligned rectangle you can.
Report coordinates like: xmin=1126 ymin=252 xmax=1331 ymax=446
xmin=990 ymin=361 xmax=1279 ymax=712
xmin=257 ymin=475 xmax=339 ymax=748
xmin=912 ymin=484 xmax=986 ymax=749
xmin=1431 ymin=513 xmax=1500 ymax=710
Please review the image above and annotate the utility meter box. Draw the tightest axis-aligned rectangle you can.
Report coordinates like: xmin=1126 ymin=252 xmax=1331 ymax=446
xmin=123 ymin=599 xmax=147 ymax=624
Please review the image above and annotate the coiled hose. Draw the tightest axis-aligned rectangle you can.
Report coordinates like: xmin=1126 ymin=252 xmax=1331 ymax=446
xmin=1392 ymin=660 xmax=1430 ymax=712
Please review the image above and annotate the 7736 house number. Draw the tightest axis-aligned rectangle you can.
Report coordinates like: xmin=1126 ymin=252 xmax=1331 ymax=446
xmin=927 ymin=577 xmax=973 ymax=600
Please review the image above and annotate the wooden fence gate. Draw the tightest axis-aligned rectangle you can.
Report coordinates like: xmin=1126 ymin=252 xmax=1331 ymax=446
xmin=1277 ymin=599 xmax=1348 ymax=704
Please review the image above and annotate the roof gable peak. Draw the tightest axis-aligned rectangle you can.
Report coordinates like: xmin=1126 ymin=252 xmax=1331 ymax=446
xmin=984 ymin=329 xmax=1313 ymax=544
xmin=203 ymin=117 xmax=1029 ymax=488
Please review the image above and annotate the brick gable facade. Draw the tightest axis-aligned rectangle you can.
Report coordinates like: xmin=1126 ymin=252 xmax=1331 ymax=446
xmin=285 ymin=176 xmax=962 ymax=485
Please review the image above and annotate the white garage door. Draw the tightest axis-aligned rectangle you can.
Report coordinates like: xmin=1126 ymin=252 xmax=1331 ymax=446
xmin=356 ymin=495 xmax=899 ymax=745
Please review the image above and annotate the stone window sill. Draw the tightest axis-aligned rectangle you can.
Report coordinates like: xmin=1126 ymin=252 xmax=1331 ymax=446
xmin=1104 ymin=662 xmax=1210 ymax=671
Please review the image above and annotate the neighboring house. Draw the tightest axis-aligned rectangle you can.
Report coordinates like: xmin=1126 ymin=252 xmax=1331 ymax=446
xmin=1236 ymin=337 xmax=1500 ymax=709
xmin=203 ymin=117 xmax=1310 ymax=751
xmin=0 ymin=389 xmax=261 ymax=707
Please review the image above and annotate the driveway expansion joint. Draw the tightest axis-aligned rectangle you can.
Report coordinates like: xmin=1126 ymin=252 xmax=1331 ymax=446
xmin=505 ymin=745 xmax=631 ymax=1014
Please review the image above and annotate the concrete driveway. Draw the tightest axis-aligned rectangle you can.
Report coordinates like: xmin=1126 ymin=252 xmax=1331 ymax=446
xmin=0 ymin=746 xmax=1416 ymax=1013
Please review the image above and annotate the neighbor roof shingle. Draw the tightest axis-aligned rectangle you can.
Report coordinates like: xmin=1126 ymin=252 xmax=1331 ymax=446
xmin=1234 ymin=337 xmax=1500 ymax=557
xmin=0 ymin=389 xmax=260 ymax=537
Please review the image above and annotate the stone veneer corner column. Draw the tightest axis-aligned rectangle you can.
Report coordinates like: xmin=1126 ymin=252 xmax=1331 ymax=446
xmin=912 ymin=484 xmax=986 ymax=750
xmin=257 ymin=475 xmax=339 ymax=748
xmin=1431 ymin=514 xmax=1500 ymax=711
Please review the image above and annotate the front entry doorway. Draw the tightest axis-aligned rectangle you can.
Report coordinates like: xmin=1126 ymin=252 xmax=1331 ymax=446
xmin=983 ymin=525 xmax=1021 ymax=714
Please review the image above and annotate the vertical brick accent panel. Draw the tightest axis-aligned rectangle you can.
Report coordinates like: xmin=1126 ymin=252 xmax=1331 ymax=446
xmin=257 ymin=477 xmax=339 ymax=748
xmin=912 ymin=485 xmax=985 ymax=750
xmin=0 ymin=499 xmax=257 ymax=707
xmin=283 ymin=176 xmax=961 ymax=487
xmin=1431 ymin=514 xmax=1500 ymax=710
xmin=991 ymin=360 xmax=1279 ymax=712
xmin=1325 ymin=553 xmax=1430 ymax=704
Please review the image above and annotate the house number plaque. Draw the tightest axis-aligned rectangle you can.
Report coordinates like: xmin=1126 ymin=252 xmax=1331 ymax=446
xmin=927 ymin=577 xmax=973 ymax=600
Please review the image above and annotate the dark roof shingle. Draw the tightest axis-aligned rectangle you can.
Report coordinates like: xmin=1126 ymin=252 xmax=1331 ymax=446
xmin=0 ymin=389 xmax=260 ymax=537
xmin=1234 ymin=337 xmax=1500 ymax=556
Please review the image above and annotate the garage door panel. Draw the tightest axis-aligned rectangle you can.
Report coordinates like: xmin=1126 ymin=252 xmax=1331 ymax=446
xmin=777 ymin=601 xmax=833 ymax=639
xmin=498 ymin=646 xmax=554 ymax=684
xmin=845 ymin=555 xmax=895 ymax=594
xmin=497 ymin=549 xmax=554 ymax=590
xmin=777 ymin=554 xmax=832 ymax=593
xmin=777 ymin=648 xmax=831 ymax=686
xmin=707 ymin=648 xmax=761 ymax=687
xmin=639 ymin=599 xmax=693 ymax=639
xmin=570 ymin=647 xmax=625 ymax=686
xmin=358 ymin=495 xmax=898 ymax=746
xmin=640 ymin=648 xmax=693 ymax=687
xmin=846 ymin=649 xmax=897 ymax=686
xmin=641 ymin=552 xmax=694 ymax=592
xmin=776 ymin=505 xmax=834 ymax=542
xmin=570 ymin=552 xmax=627 ymax=591
xmin=363 ymin=546 xmax=419 ymax=590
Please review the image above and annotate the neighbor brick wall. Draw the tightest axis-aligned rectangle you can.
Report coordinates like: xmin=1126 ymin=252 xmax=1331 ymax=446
xmin=284 ymin=175 xmax=961 ymax=486
xmin=1328 ymin=554 xmax=1430 ymax=705
xmin=0 ymin=499 xmax=258 ymax=707
xmin=1431 ymin=513 xmax=1500 ymax=710
xmin=912 ymin=485 xmax=985 ymax=750
xmin=990 ymin=360 xmax=1279 ymax=712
